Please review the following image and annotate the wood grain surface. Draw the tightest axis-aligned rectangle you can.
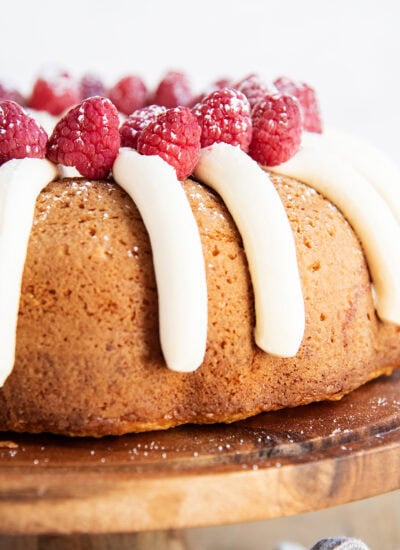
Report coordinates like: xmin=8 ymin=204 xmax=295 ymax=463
xmin=0 ymin=370 xmax=399 ymax=535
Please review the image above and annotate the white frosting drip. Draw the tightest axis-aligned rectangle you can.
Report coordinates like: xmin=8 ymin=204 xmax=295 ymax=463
xmin=0 ymin=158 xmax=57 ymax=386
xmin=270 ymin=145 xmax=400 ymax=325
xmin=194 ymin=143 xmax=305 ymax=357
xmin=113 ymin=148 xmax=208 ymax=372
xmin=303 ymin=130 xmax=400 ymax=224
xmin=57 ymin=165 xmax=82 ymax=178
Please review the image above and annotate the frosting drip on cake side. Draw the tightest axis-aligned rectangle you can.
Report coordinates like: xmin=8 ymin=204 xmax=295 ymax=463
xmin=194 ymin=143 xmax=305 ymax=357
xmin=270 ymin=142 xmax=400 ymax=325
xmin=302 ymin=130 xmax=400 ymax=224
xmin=113 ymin=148 xmax=208 ymax=372
xmin=0 ymin=158 xmax=57 ymax=386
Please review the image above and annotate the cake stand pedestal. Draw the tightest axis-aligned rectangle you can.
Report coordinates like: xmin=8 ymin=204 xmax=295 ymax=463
xmin=0 ymin=371 xmax=399 ymax=547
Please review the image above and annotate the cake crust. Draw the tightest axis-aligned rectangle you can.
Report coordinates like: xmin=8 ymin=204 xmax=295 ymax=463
xmin=0 ymin=174 xmax=399 ymax=436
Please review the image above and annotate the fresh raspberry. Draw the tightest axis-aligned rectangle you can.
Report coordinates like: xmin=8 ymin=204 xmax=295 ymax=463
xmin=137 ymin=107 xmax=201 ymax=180
xmin=234 ymin=74 xmax=277 ymax=109
xmin=152 ymin=71 xmax=193 ymax=108
xmin=274 ymin=76 xmax=323 ymax=133
xmin=192 ymin=88 xmax=252 ymax=151
xmin=47 ymin=97 xmax=120 ymax=179
xmin=120 ymin=104 xmax=167 ymax=149
xmin=80 ymin=73 xmax=105 ymax=100
xmin=108 ymin=75 xmax=147 ymax=115
xmin=0 ymin=82 xmax=25 ymax=105
xmin=0 ymin=100 xmax=48 ymax=166
xmin=213 ymin=77 xmax=233 ymax=90
xmin=189 ymin=77 xmax=233 ymax=107
xmin=29 ymin=71 xmax=80 ymax=116
xmin=248 ymin=93 xmax=302 ymax=166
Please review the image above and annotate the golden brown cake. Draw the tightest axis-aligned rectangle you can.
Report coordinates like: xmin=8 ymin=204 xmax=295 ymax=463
xmin=0 ymin=172 xmax=398 ymax=436
xmin=0 ymin=72 xmax=399 ymax=437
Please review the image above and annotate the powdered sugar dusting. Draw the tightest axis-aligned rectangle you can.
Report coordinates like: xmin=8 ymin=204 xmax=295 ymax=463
xmin=193 ymin=88 xmax=252 ymax=151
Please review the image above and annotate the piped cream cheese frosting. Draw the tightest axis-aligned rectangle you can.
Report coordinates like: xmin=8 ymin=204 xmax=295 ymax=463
xmin=270 ymin=143 xmax=400 ymax=325
xmin=302 ymin=129 xmax=400 ymax=224
xmin=113 ymin=147 xmax=208 ymax=372
xmin=194 ymin=143 xmax=305 ymax=357
xmin=0 ymin=158 xmax=57 ymax=386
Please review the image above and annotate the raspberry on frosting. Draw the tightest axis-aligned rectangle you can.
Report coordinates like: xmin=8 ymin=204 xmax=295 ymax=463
xmin=191 ymin=78 xmax=234 ymax=106
xmin=80 ymin=73 xmax=106 ymax=100
xmin=234 ymin=74 xmax=277 ymax=109
xmin=213 ymin=77 xmax=233 ymax=90
xmin=137 ymin=106 xmax=201 ymax=180
xmin=108 ymin=76 xmax=147 ymax=115
xmin=120 ymin=104 xmax=167 ymax=149
xmin=47 ymin=96 xmax=120 ymax=179
xmin=0 ymin=100 xmax=48 ymax=166
xmin=152 ymin=71 xmax=193 ymax=108
xmin=29 ymin=71 xmax=80 ymax=116
xmin=0 ymin=82 xmax=25 ymax=105
xmin=274 ymin=76 xmax=323 ymax=133
xmin=249 ymin=93 xmax=302 ymax=166
xmin=192 ymin=88 xmax=252 ymax=151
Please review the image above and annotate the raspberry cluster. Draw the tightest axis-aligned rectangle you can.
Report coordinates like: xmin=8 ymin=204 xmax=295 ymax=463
xmin=0 ymin=69 xmax=323 ymax=178
xmin=0 ymin=69 xmax=197 ymax=117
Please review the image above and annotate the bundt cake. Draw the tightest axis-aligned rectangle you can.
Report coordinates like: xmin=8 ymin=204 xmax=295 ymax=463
xmin=0 ymin=71 xmax=399 ymax=436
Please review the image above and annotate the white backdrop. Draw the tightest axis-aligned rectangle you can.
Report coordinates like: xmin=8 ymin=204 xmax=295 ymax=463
xmin=1 ymin=0 xmax=399 ymax=160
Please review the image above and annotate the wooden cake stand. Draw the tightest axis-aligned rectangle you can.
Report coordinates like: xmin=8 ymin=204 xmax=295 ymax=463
xmin=0 ymin=370 xmax=399 ymax=545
